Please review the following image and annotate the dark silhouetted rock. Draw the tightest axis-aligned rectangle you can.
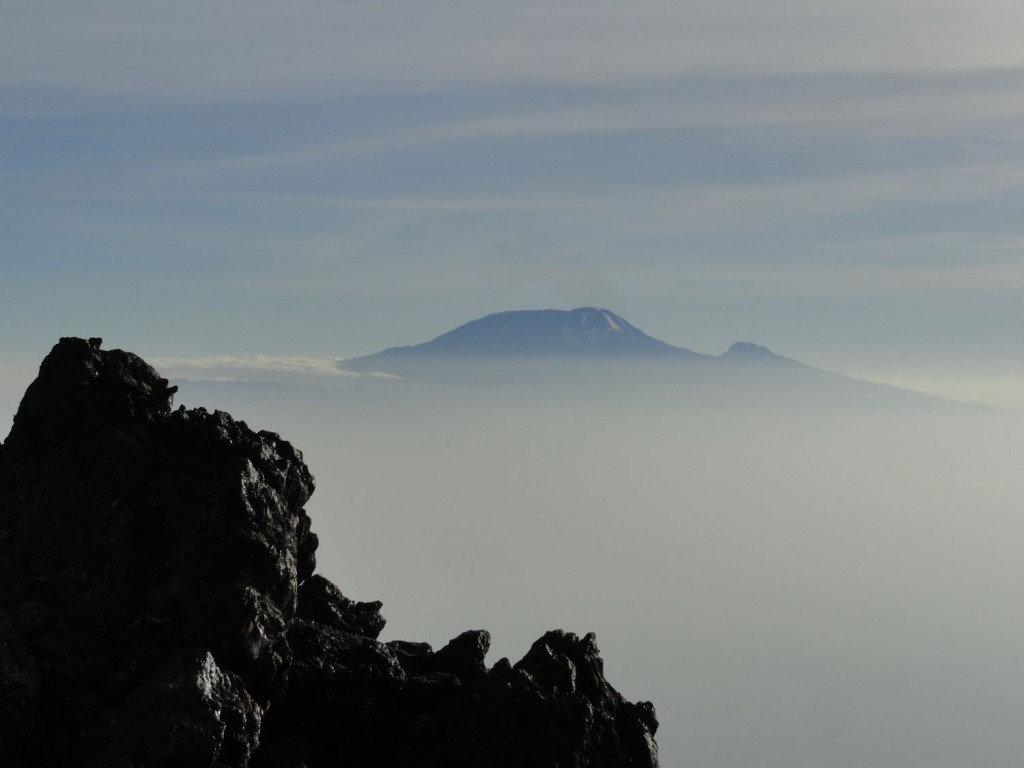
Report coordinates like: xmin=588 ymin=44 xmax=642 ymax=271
xmin=431 ymin=628 xmax=491 ymax=681
xmin=296 ymin=574 xmax=386 ymax=639
xmin=0 ymin=338 xmax=659 ymax=767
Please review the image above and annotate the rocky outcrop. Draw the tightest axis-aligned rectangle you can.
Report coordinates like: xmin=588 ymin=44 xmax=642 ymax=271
xmin=0 ymin=338 xmax=659 ymax=767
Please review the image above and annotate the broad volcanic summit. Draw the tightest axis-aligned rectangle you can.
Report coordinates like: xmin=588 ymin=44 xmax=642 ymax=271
xmin=341 ymin=307 xmax=709 ymax=372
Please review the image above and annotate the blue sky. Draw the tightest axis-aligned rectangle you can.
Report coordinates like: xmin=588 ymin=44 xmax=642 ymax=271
xmin=4 ymin=0 xmax=1024 ymax=406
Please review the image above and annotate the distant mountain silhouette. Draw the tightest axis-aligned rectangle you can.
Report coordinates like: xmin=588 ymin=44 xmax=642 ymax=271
xmin=342 ymin=308 xmax=712 ymax=371
xmin=335 ymin=308 xmax=975 ymax=408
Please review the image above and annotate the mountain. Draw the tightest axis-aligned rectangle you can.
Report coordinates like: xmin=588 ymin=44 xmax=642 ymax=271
xmin=341 ymin=307 xmax=708 ymax=372
xmin=339 ymin=307 xmax=800 ymax=375
xmin=336 ymin=308 xmax=966 ymax=409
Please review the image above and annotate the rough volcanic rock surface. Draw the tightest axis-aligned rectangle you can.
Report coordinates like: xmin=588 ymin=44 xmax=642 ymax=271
xmin=0 ymin=338 xmax=659 ymax=767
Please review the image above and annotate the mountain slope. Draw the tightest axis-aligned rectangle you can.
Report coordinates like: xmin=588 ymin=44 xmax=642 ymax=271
xmin=341 ymin=307 xmax=707 ymax=372
xmin=332 ymin=307 xmax=976 ymax=409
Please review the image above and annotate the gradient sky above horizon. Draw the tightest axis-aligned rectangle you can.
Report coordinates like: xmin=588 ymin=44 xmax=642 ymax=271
xmin=4 ymin=0 xmax=1024 ymax=408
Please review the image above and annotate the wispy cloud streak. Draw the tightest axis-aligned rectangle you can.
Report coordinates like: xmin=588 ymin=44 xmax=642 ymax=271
xmin=153 ymin=355 xmax=399 ymax=383
xmin=4 ymin=0 xmax=1024 ymax=105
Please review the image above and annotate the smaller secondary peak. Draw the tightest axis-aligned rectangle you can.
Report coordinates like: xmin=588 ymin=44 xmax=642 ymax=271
xmin=720 ymin=342 xmax=790 ymax=362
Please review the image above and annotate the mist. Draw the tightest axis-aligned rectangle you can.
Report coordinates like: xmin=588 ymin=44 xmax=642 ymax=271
xmin=123 ymin=367 xmax=1024 ymax=766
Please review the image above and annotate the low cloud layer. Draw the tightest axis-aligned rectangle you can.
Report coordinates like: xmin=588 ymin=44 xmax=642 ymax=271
xmin=193 ymin=377 xmax=1024 ymax=768
xmin=154 ymin=355 xmax=398 ymax=384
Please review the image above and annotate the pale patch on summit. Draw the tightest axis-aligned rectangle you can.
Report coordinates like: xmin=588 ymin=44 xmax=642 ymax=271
xmin=601 ymin=311 xmax=623 ymax=333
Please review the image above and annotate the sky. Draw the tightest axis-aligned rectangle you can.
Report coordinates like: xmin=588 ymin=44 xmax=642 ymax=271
xmin=4 ymin=1 xmax=1024 ymax=407
xmin=5 ymin=6 xmax=1024 ymax=767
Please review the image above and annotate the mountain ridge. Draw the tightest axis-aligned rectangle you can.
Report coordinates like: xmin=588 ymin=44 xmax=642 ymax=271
xmin=333 ymin=308 xmax=977 ymax=410
xmin=341 ymin=307 xmax=792 ymax=372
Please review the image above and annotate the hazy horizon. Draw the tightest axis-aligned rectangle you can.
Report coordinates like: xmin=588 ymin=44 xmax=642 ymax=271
xmin=165 ymin=367 xmax=1024 ymax=768
xmin=6 ymin=309 xmax=1024 ymax=412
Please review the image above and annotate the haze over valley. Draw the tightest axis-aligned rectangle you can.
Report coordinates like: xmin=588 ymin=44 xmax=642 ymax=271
xmin=143 ymin=309 xmax=1024 ymax=768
